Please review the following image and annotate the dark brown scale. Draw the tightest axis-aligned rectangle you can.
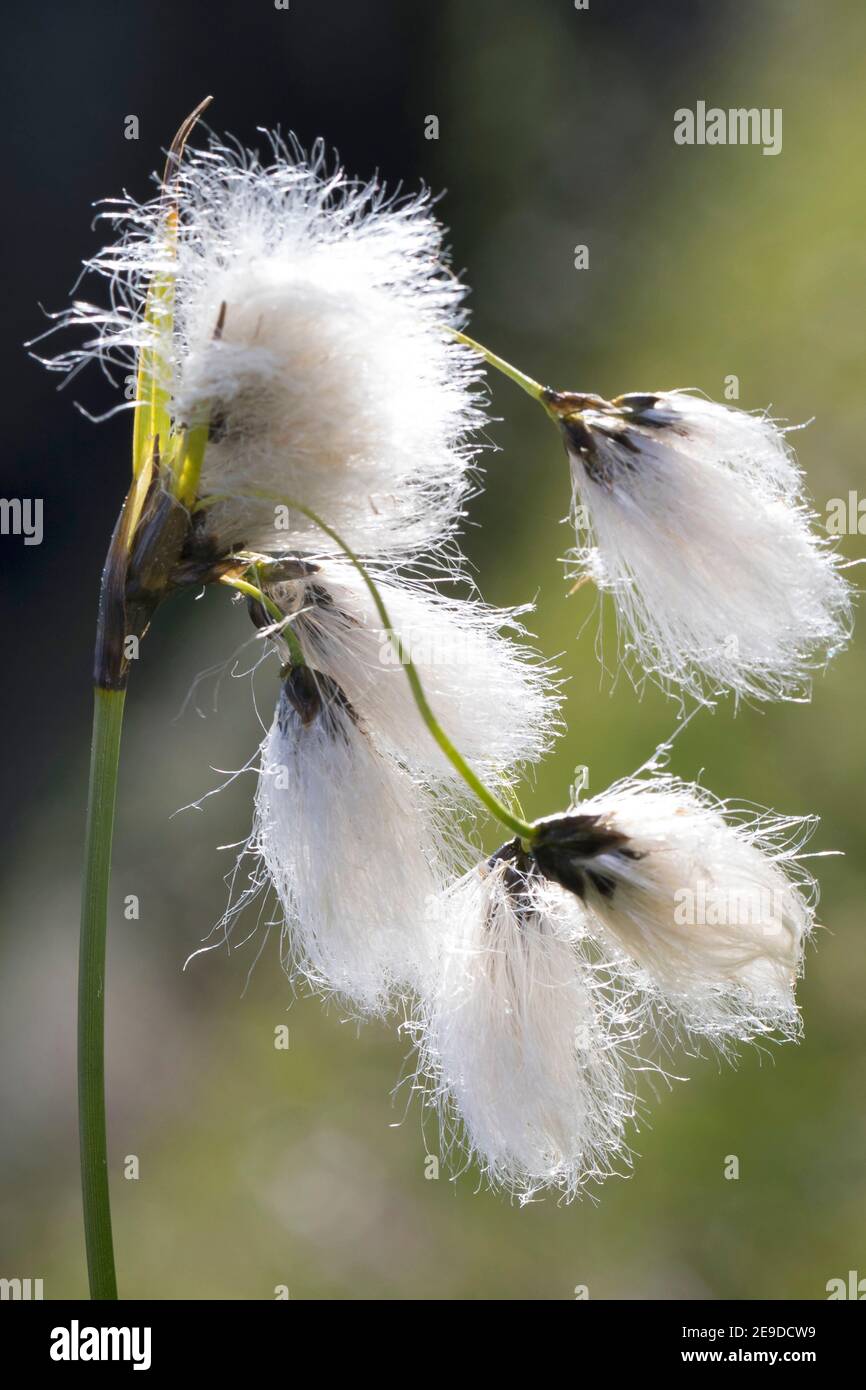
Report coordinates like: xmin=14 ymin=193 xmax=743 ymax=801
xmin=206 ymin=406 xmax=230 ymax=445
xmin=245 ymin=595 xmax=272 ymax=631
xmin=552 ymin=411 xmax=641 ymax=488
xmin=542 ymin=389 xmax=610 ymax=414
xmin=305 ymin=582 xmax=337 ymax=611
xmin=530 ymin=812 xmax=643 ymax=902
xmin=170 ymin=507 xmax=246 ymax=586
xmin=278 ymin=666 xmax=359 ymax=738
xmin=543 ymin=386 xmax=678 ymax=488
xmin=293 ymin=582 xmax=362 ymax=660
xmin=485 ymin=838 xmax=542 ymax=926
xmin=262 ymin=556 xmax=320 ymax=583
xmin=611 ymin=392 xmax=662 ymax=420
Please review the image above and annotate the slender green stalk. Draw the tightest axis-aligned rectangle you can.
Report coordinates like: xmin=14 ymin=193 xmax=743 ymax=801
xmin=220 ymin=572 xmax=306 ymax=668
xmin=79 ymin=686 xmax=125 ymax=1300
xmin=451 ymin=328 xmax=548 ymax=405
xmin=76 ymin=98 xmax=213 ymax=1304
xmin=199 ymin=491 xmax=536 ymax=843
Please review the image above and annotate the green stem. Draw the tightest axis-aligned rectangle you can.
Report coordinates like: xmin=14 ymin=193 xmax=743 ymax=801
xmin=451 ymin=329 xmax=549 ymax=406
xmin=220 ymin=573 xmax=306 ymax=669
xmin=79 ymin=686 xmax=125 ymax=1300
xmin=201 ymin=491 xmax=535 ymax=843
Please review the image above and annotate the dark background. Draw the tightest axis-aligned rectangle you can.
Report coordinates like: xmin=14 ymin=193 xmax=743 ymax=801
xmin=1 ymin=0 xmax=864 ymax=1299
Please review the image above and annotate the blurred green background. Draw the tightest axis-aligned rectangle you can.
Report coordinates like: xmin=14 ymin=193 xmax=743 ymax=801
xmin=1 ymin=0 xmax=864 ymax=1299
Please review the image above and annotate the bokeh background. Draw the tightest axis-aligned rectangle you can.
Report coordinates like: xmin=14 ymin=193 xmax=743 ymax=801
xmin=2 ymin=0 xmax=864 ymax=1300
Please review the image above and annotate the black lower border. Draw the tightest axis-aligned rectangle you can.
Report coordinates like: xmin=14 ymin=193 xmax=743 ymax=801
xmin=3 ymin=1298 xmax=860 ymax=1372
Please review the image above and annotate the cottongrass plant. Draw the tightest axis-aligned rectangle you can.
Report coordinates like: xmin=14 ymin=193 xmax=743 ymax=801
xmin=39 ymin=102 xmax=853 ymax=1295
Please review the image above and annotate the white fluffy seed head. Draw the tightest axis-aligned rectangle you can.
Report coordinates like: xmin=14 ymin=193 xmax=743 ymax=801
xmin=265 ymin=559 xmax=561 ymax=784
xmin=534 ymin=775 xmax=818 ymax=1047
xmin=560 ymin=390 xmax=853 ymax=703
xmin=46 ymin=134 xmax=486 ymax=559
xmin=410 ymin=851 xmax=644 ymax=1202
xmin=254 ymin=674 xmax=468 ymax=1015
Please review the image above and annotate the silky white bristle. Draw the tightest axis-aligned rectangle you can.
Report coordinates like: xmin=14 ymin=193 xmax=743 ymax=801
xmin=542 ymin=774 xmax=818 ymax=1048
xmin=43 ymin=134 xmax=487 ymax=560
xmin=410 ymin=854 xmax=646 ymax=1202
xmin=265 ymin=559 xmax=562 ymax=784
xmin=254 ymin=678 xmax=470 ymax=1015
xmin=564 ymin=391 xmax=852 ymax=702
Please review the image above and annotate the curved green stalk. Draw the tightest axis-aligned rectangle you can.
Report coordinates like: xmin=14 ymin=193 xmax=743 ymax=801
xmin=200 ymin=491 xmax=535 ymax=844
xmin=220 ymin=572 xmax=306 ymax=669
xmin=79 ymin=687 xmax=125 ymax=1301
